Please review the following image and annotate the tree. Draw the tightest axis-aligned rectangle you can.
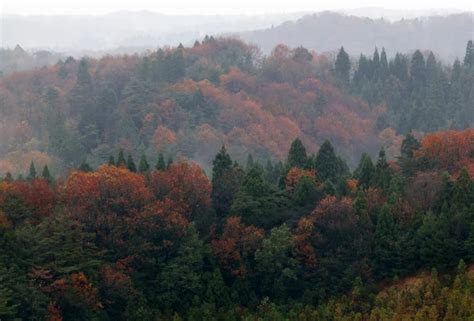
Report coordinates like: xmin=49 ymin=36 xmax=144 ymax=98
xmin=463 ymin=40 xmax=473 ymax=66
xmin=211 ymin=146 xmax=243 ymax=218
xmin=287 ymin=138 xmax=307 ymax=169
xmin=373 ymin=204 xmax=400 ymax=278
xmin=127 ymin=154 xmax=137 ymax=173
xmin=28 ymin=161 xmax=36 ymax=181
xmin=315 ymin=140 xmax=345 ymax=182
xmin=108 ymin=155 xmax=115 ymax=166
xmin=399 ymin=133 xmax=420 ymax=176
xmin=374 ymin=148 xmax=392 ymax=191
xmin=355 ymin=153 xmax=375 ymax=190
xmin=335 ymin=46 xmax=351 ymax=86
xmin=155 ymin=153 xmax=166 ymax=170
xmin=138 ymin=154 xmax=150 ymax=173
xmin=116 ymin=150 xmax=126 ymax=167
xmin=255 ymin=225 xmax=297 ymax=299
xmin=79 ymin=162 xmax=93 ymax=172
xmin=41 ymin=165 xmax=53 ymax=184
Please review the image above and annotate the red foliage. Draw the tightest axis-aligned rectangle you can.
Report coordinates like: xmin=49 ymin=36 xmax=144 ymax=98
xmin=149 ymin=161 xmax=211 ymax=221
xmin=14 ymin=179 xmax=56 ymax=221
xmin=212 ymin=216 xmax=264 ymax=278
xmin=416 ymin=128 xmax=474 ymax=174
xmin=285 ymin=167 xmax=317 ymax=188
xmin=61 ymin=165 xmax=152 ymax=240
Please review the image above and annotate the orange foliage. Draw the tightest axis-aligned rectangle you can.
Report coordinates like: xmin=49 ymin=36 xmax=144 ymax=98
xmin=346 ymin=178 xmax=358 ymax=193
xmin=416 ymin=128 xmax=474 ymax=174
xmin=13 ymin=179 xmax=56 ymax=221
xmin=47 ymin=302 xmax=63 ymax=321
xmin=285 ymin=167 xmax=317 ymax=188
xmin=62 ymin=165 xmax=152 ymax=233
xmin=212 ymin=216 xmax=264 ymax=278
xmin=149 ymin=161 xmax=211 ymax=221
xmin=294 ymin=217 xmax=317 ymax=270
xmin=220 ymin=67 xmax=257 ymax=93
xmin=152 ymin=125 xmax=177 ymax=151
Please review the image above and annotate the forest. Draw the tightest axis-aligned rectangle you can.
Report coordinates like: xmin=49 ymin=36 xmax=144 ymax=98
xmin=0 ymin=37 xmax=473 ymax=320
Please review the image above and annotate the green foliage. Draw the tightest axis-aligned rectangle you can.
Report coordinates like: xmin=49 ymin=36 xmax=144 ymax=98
xmin=287 ymin=138 xmax=307 ymax=169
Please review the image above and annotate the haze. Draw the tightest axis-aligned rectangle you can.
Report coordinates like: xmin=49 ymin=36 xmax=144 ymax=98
xmin=2 ymin=0 xmax=473 ymax=16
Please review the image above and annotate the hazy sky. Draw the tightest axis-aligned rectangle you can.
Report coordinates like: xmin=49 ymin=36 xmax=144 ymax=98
xmin=2 ymin=0 xmax=473 ymax=16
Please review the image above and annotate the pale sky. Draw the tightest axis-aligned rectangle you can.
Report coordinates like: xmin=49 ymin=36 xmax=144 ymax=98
xmin=2 ymin=0 xmax=473 ymax=16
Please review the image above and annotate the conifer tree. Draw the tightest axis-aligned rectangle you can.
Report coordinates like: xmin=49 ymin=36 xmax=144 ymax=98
xmin=41 ymin=165 xmax=53 ymax=184
xmin=156 ymin=153 xmax=166 ymax=170
xmin=108 ymin=155 xmax=116 ymax=166
xmin=27 ymin=161 xmax=36 ymax=181
xmin=138 ymin=154 xmax=150 ymax=173
xmin=287 ymin=138 xmax=307 ymax=169
xmin=315 ymin=140 xmax=341 ymax=182
xmin=127 ymin=154 xmax=137 ymax=172
xmin=335 ymin=46 xmax=351 ymax=86
xmin=117 ymin=149 xmax=127 ymax=167
xmin=356 ymin=153 xmax=375 ymax=190
xmin=79 ymin=161 xmax=93 ymax=172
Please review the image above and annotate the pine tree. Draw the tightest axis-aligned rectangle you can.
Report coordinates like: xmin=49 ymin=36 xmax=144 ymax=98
xmin=463 ymin=40 xmax=473 ymax=66
xmin=356 ymin=153 xmax=375 ymax=190
xmin=287 ymin=138 xmax=307 ymax=168
xmin=335 ymin=46 xmax=351 ymax=86
xmin=373 ymin=204 xmax=400 ymax=278
xmin=374 ymin=148 xmax=392 ymax=190
xmin=41 ymin=165 xmax=53 ymax=184
xmin=315 ymin=140 xmax=341 ymax=182
xmin=117 ymin=149 xmax=127 ymax=167
xmin=138 ymin=154 xmax=150 ymax=173
xmin=27 ymin=161 xmax=36 ymax=181
xmin=211 ymin=146 xmax=242 ymax=218
xmin=127 ymin=154 xmax=137 ymax=172
xmin=108 ymin=155 xmax=116 ymax=166
xmin=156 ymin=153 xmax=166 ymax=170
xmin=79 ymin=161 xmax=93 ymax=172
xmin=453 ymin=168 xmax=473 ymax=209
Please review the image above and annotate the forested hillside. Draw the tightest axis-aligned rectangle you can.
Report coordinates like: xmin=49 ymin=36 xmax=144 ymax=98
xmin=0 ymin=37 xmax=473 ymax=177
xmin=240 ymin=12 xmax=474 ymax=59
xmin=0 ymin=126 xmax=473 ymax=319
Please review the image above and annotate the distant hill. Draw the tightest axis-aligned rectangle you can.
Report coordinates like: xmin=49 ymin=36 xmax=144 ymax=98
xmin=239 ymin=12 xmax=474 ymax=60
xmin=0 ymin=11 xmax=305 ymax=54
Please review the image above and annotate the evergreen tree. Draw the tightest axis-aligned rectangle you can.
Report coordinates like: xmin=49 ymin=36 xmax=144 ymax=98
xmin=127 ymin=154 xmax=137 ymax=173
xmin=452 ymin=168 xmax=474 ymax=209
xmin=373 ymin=204 xmax=400 ymax=278
xmin=315 ymin=140 xmax=341 ymax=182
xmin=108 ymin=155 xmax=116 ymax=166
xmin=79 ymin=161 xmax=93 ymax=172
xmin=463 ymin=40 xmax=473 ymax=66
xmin=374 ymin=148 xmax=392 ymax=190
xmin=211 ymin=146 xmax=243 ymax=218
xmin=355 ymin=153 xmax=375 ymax=190
xmin=287 ymin=138 xmax=307 ymax=169
xmin=410 ymin=50 xmax=426 ymax=93
xmin=117 ymin=149 xmax=127 ymax=167
xmin=335 ymin=46 xmax=351 ymax=86
xmin=27 ymin=161 xmax=36 ymax=181
xmin=399 ymin=133 xmax=420 ymax=176
xmin=156 ymin=153 xmax=166 ymax=170
xmin=138 ymin=154 xmax=150 ymax=173
xmin=41 ymin=165 xmax=53 ymax=184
